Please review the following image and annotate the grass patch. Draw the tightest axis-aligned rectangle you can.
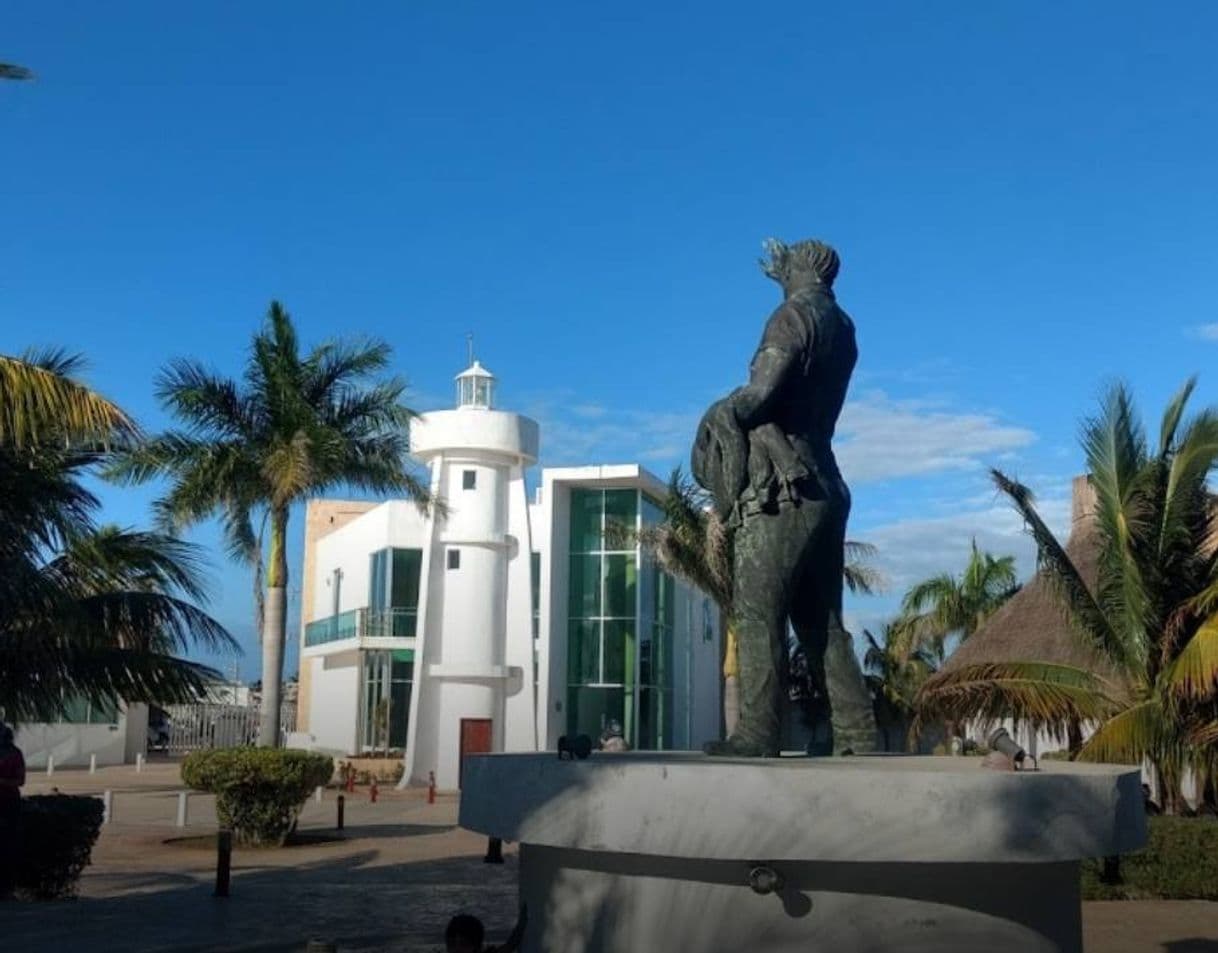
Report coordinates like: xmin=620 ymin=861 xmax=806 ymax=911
xmin=1081 ymin=816 xmax=1218 ymax=900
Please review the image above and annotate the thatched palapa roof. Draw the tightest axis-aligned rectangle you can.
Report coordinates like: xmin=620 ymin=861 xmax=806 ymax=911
xmin=921 ymin=476 xmax=1126 ymax=702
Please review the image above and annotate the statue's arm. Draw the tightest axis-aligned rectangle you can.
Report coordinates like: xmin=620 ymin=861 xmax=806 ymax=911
xmin=729 ymin=343 xmax=798 ymax=429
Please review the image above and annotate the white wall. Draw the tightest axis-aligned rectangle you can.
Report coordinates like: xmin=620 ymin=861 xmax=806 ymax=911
xmin=307 ymin=651 xmax=362 ymax=754
xmin=16 ymin=704 xmax=147 ymax=768
xmin=671 ymin=585 xmax=722 ymax=751
xmin=539 ymin=476 xmax=570 ymax=749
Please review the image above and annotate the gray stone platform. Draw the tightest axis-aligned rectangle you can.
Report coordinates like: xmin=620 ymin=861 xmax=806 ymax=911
xmin=461 ymin=753 xmax=1147 ymax=953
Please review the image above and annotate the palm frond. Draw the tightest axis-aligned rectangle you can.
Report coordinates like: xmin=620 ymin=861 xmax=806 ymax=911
xmin=916 ymin=661 xmax=1117 ymax=730
xmin=1 ymin=352 xmax=137 ymax=449
xmin=1158 ymin=376 xmax=1197 ymax=459
xmin=1081 ymin=383 xmax=1154 ymax=669
xmin=44 ymin=526 xmax=215 ymax=605
xmin=0 ymin=63 xmax=33 ymax=80
xmin=1077 ymin=699 xmax=1176 ymax=766
xmin=155 ymin=359 xmax=257 ymax=439
xmin=1161 ymin=614 xmax=1218 ymax=700
xmin=992 ymin=468 xmax=1128 ymax=668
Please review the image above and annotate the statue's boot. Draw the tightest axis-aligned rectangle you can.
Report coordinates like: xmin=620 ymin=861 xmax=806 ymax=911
xmin=823 ymin=623 xmax=878 ymax=755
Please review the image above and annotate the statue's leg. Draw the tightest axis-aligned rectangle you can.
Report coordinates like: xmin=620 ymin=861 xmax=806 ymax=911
xmin=705 ymin=518 xmax=787 ymax=757
xmin=790 ymin=505 xmax=877 ymax=755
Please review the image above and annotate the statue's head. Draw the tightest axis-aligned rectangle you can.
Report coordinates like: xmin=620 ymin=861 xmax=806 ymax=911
xmin=760 ymin=238 xmax=840 ymax=295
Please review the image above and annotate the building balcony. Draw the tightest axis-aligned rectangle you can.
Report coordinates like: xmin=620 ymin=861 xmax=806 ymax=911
xmin=303 ymin=607 xmax=418 ymax=652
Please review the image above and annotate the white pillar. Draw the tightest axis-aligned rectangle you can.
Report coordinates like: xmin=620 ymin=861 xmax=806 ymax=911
xmin=89 ymin=753 xmax=97 ymax=774
xmin=135 ymin=752 xmax=144 ymax=772
xmin=46 ymin=754 xmax=54 ymax=776
xmin=176 ymin=791 xmax=189 ymax=828
xmin=102 ymin=790 xmax=113 ymax=825
xmin=314 ymin=785 xmax=324 ymax=804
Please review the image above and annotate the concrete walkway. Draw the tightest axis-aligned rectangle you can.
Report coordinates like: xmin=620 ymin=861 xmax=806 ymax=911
xmin=9 ymin=762 xmax=1218 ymax=951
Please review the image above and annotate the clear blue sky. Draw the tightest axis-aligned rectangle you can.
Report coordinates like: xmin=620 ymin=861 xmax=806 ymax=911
xmin=6 ymin=3 xmax=1218 ymax=678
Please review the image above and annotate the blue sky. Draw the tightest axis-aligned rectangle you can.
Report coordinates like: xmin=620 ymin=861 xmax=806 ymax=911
xmin=5 ymin=3 xmax=1218 ymax=678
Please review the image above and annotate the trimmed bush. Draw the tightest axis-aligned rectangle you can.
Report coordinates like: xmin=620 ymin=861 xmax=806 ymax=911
xmin=1081 ymin=816 xmax=1218 ymax=900
xmin=181 ymin=748 xmax=333 ymax=847
xmin=15 ymin=795 xmax=105 ymax=899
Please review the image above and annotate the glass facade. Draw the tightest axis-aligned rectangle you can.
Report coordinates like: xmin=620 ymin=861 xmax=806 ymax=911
xmin=566 ymin=488 xmax=674 ymax=749
xmin=367 ymin=547 xmax=423 ymax=637
xmin=361 ymin=649 xmax=413 ymax=752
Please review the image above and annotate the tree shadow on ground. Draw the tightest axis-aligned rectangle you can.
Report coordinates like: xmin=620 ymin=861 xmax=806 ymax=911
xmin=5 ymin=849 xmax=520 ymax=953
xmin=1163 ymin=942 xmax=1218 ymax=953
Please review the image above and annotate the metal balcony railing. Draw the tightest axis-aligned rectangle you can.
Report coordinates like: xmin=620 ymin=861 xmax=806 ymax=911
xmin=304 ymin=607 xmax=417 ymax=647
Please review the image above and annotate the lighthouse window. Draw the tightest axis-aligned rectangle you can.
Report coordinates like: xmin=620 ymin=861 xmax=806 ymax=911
xmin=463 ymin=470 xmax=477 ymax=490
xmin=447 ymin=548 xmax=461 ymax=570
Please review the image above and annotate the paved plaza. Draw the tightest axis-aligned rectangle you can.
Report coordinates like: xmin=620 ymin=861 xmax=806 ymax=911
xmin=6 ymin=762 xmax=1218 ymax=952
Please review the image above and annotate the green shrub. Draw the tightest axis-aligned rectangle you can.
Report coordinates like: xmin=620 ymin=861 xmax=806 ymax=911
xmin=15 ymin=795 xmax=105 ymax=899
xmin=1081 ymin=816 xmax=1218 ymax=900
xmin=181 ymin=748 xmax=333 ymax=847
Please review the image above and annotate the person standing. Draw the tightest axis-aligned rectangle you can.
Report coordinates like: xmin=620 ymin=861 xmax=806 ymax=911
xmin=0 ymin=722 xmax=26 ymax=899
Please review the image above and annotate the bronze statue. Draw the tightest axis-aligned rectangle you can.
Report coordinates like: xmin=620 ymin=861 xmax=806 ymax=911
xmin=693 ymin=238 xmax=876 ymax=756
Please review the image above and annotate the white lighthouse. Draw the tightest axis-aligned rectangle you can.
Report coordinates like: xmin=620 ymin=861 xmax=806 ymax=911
xmin=402 ymin=359 xmax=540 ymax=788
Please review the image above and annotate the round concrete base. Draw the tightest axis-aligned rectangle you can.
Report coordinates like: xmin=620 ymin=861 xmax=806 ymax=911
xmin=460 ymin=754 xmax=1146 ymax=953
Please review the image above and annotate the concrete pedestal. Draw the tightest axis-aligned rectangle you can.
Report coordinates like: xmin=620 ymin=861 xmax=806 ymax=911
xmin=460 ymin=753 xmax=1145 ymax=953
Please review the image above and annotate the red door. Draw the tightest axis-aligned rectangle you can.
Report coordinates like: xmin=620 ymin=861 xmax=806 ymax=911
xmin=459 ymin=718 xmax=493 ymax=788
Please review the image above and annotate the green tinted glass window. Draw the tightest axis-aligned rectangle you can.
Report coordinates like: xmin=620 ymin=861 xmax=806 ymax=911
xmin=603 ymin=555 xmax=636 ymax=617
xmin=654 ymin=569 xmax=675 ymax=625
xmin=390 ymin=548 xmax=422 ymax=609
xmin=602 ymin=619 xmax=635 ymax=685
xmin=568 ymin=554 xmax=602 ymax=617
xmin=566 ymin=686 xmax=625 ymax=739
xmin=569 ymin=489 xmax=603 ymax=553
xmin=369 ymin=549 xmax=389 ymax=609
xmin=568 ymin=620 xmax=601 ymax=684
xmin=603 ymin=489 xmax=637 ymax=548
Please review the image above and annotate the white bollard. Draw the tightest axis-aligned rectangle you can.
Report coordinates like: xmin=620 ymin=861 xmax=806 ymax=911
xmin=135 ymin=752 xmax=144 ymax=773
xmin=176 ymin=791 xmax=189 ymax=828
xmin=314 ymin=785 xmax=323 ymax=804
xmin=89 ymin=753 xmax=97 ymax=775
xmin=102 ymin=789 xmax=113 ymax=825
xmin=46 ymin=754 xmax=54 ymax=777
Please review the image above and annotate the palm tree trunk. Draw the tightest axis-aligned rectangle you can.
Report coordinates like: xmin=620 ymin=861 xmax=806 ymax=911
xmin=724 ymin=676 xmax=740 ymax=736
xmin=722 ymin=623 xmax=740 ymax=737
xmin=258 ymin=507 xmax=289 ymax=748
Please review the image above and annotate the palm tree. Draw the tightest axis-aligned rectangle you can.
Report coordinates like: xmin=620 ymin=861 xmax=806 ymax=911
xmin=109 ymin=302 xmax=429 ymax=746
xmin=898 ymin=540 xmax=1019 ymax=660
xmin=917 ymin=380 xmax=1218 ymax=812
xmin=0 ymin=351 xmax=234 ymax=721
xmin=863 ymin=624 xmax=939 ymax=751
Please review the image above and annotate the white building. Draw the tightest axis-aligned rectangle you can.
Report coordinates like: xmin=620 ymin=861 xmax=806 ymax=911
xmin=294 ymin=360 xmax=722 ymax=789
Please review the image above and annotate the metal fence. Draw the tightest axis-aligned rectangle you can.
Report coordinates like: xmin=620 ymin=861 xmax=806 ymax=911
xmin=160 ymin=703 xmax=298 ymax=754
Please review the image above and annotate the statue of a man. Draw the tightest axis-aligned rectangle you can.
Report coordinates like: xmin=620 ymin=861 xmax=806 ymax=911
xmin=692 ymin=238 xmax=876 ymax=757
